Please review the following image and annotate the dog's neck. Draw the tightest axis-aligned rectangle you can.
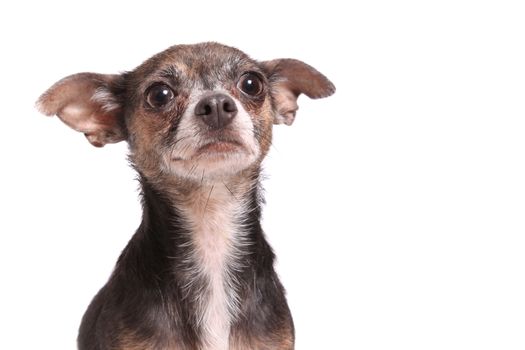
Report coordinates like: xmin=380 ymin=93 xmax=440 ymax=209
xmin=136 ymin=169 xmax=263 ymax=349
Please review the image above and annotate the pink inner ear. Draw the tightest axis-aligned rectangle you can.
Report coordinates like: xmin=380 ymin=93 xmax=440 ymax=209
xmin=273 ymin=87 xmax=299 ymax=125
xmin=37 ymin=73 xmax=126 ymax=147
xmin=262 ymin=58 xmax=335 ymax=125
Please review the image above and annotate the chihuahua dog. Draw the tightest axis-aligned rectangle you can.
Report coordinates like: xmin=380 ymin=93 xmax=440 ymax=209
xmin=37 ymin=42 xmax=334 ymax=350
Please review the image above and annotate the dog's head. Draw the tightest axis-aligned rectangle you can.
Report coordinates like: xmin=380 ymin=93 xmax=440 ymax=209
xmin=37 ymin=43 xmax=334 ymax=183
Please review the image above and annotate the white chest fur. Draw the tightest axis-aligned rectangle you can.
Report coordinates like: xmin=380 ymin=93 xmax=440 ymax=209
xmin=179 ymin=185 xmax=246 ymax=350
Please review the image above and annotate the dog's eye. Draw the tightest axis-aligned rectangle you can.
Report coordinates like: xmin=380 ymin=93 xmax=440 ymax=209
xmin=237 ymin=73 xmax=263 ymax=96
xmin=146 ymin=84 xmax=175 ymax=108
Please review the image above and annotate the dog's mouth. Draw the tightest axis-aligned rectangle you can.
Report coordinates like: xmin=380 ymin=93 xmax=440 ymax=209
xmin=171 ymin=138 xmax=247 ymax=162
xmin=166 ymin=129 xmax=260 ymax=180
xmin=196 ymin=140 xmax=244 ymax=155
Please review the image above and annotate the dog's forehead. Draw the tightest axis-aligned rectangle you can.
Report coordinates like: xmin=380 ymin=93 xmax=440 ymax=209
xmin=134 ymin=43 xmax=258 ymax=87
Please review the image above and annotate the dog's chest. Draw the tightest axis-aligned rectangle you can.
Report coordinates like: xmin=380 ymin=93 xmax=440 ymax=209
xmin=180 ymin=187 xmax=245 ymax=349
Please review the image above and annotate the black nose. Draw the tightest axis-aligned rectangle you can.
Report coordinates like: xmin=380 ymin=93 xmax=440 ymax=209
xmin=194 ymin=93 xmax=238 ymax=129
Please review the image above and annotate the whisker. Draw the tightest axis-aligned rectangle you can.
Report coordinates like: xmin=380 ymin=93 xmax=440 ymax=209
xmin=186 ymin=162 xmax=198 ymax=178
xmin=193 ymin=129 xmax=204 ymax=138
xmin=172 ymin=135 xmax=191 ymax=147
xmin=203 ymin=185 xmax=214 ymax=215
xmin=222 ymin=182 xmax=238 ymax=200
xmin=178 ymin=142 xmax=194 ymax=159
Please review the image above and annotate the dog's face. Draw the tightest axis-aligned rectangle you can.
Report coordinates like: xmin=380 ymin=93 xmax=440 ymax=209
xmin=126 ymin=44 xmax=275 ymax=182
xmin=37 ymin=43 xmax=334 ymax=183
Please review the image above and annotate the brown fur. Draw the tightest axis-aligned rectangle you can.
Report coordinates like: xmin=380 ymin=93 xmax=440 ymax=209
xmin=37 ymin=42 xmax=335 ymax=350
xmin=230 ymin=326 xmax=294 ymax=350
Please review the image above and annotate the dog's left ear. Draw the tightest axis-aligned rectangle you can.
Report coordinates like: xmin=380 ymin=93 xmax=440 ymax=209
xmin=261 ymin=59 xmax=335 ymax=125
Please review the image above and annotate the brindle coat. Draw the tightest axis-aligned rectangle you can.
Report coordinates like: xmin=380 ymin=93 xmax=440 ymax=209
xmin=37 ymin=42 xmax=334 ymax=350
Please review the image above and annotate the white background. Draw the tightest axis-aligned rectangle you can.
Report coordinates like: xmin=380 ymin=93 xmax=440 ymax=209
xmin=1 ymin=1 xmax=524 ymax=349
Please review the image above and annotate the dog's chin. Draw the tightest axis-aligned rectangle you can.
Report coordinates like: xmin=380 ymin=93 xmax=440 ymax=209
xmin=165 ymin=142 xmax=260 ymax=182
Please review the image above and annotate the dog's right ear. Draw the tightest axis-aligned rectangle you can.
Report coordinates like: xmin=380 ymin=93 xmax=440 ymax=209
xmin=36 ymin=73 xmax=127 ymax=147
